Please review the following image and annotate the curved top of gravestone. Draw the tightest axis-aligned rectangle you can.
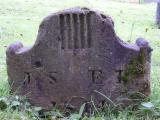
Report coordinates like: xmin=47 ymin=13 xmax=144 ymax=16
xmin=34 ymin=7 xmax=115 ymax=47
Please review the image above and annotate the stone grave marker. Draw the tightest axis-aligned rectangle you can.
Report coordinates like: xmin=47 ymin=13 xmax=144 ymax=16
xmin=6 ymin=7 xmax=152 ymax=110
xmin=144 ymin=0 xmax=160 ymax=2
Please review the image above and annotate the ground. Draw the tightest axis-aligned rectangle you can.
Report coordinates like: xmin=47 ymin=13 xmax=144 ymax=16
xmin=0 ymin=0 xmax=160 ymax=119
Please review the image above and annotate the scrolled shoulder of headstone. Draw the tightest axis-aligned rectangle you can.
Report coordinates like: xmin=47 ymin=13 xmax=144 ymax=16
xmin=6 ymin=41 xmax=23 ymax=55
xmin=6 ymin=7 xmax=152 ymax=111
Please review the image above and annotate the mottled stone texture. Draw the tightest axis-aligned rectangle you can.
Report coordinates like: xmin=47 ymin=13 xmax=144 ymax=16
xmin=6 ymin=7 xmax=152 ymax=110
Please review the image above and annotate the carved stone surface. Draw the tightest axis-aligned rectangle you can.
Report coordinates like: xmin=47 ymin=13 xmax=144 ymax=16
xmin=6 ymin=7 xmax=152 ymax=110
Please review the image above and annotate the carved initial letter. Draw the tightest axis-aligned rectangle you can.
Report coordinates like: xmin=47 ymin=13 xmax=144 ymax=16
xmin=89 ymin=69 xmax=103 ymax=84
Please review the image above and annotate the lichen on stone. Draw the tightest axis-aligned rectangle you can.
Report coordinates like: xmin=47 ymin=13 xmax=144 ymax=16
xmin=122 ymin=48 xmax=146 ymax=84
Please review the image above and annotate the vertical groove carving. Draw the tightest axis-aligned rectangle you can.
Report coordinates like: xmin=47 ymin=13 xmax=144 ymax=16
xmin=80 ymin=13 xmax=85 ymax=48
xmin=70 ymin=14 xmax=74 ymax=49
xmin=77 ymin=14 xmax=81 ymax=48
xmin=73 ymin=14 xmax=78 ymax=49
xmin=84 ymin=14 xmax=88 ymax=48
xmin=66 ymin=14 xmax=72 ymax=49
xmin=87 ymin=13 xmax=92 ymax=48
xmin=59 ymin=12 xmax=93 ymax=50
xmin=59 ymin=14 xmax=65 ymax=49
xmin=64 ymin=15 xmax=68 ymax=49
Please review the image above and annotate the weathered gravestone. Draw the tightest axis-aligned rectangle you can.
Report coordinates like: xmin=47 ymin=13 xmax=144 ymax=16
xmin=144 ymin=0 xmax=160 ymax=26
xmin=144 ymin=0 xmax=160 ymax=2
xmin=6 ymin=7 xmax=152 ymax=110
xmin=157 ymin=3 xmax=160 ymax=26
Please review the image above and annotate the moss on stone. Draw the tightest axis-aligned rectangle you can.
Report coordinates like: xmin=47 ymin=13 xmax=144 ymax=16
xmin=121 ymin=49 xmax=146 ymax=84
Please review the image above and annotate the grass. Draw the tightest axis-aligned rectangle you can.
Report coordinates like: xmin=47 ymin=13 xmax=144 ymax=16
xmin=0 ymin=0 xmax=160 ymax=119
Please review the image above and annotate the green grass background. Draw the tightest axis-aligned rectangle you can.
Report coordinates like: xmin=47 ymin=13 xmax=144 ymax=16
xmin=0 ymin=0 xmax=160 ymax=119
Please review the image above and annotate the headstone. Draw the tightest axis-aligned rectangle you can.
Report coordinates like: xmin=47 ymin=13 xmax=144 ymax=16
xmin=6 ymin=7 xmax=152 ymax=110
xmin=144 ymin=0 xmax=160 ymax=2
xmin=157 ymin=3 xmax=160 ymax=25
